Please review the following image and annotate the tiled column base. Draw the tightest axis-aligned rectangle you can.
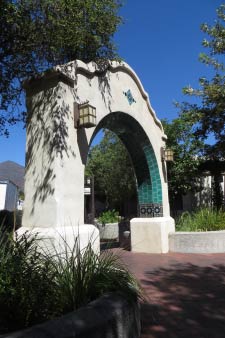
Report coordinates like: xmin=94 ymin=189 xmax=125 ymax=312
xmin=139 ymin=203 xmax=163 ymax=217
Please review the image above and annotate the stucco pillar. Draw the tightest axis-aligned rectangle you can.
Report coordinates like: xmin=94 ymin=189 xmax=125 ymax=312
xmin=20 ymin=70 xmax=99 ymax=253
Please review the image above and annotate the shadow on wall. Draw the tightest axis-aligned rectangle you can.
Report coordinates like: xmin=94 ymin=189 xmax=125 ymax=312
xmin=76 ymin=60 xmax=113 ymax=166
xmin=140 ymin=264 xmax=225 ymax=338
xmin=25 ymin=77 xmax=76 ymax=216
xmin=76 ymin=59 xmax=113 ymax=115
xmin=25 ymin=62 xmax=114 ymax=216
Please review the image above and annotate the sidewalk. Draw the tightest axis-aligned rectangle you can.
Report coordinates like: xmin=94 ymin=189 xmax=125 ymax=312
xmin=117 ymin=250 xmax=225 ymax=338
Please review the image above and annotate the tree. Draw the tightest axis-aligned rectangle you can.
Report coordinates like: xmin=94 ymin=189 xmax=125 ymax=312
xmin=176 ymin=4 xmax=225 ymax=210
xmin=179 ymin=5 xmax=225 ymax=159
xmin=162 ymin=118 xmax=204 ymax=211
xmin=85 ymin=130 xmax=136 ymax=213
xmin=0 ymin=0 xmax=123 ymax=135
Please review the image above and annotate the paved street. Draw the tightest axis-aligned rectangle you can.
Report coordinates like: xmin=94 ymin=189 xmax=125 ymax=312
xmin=117 ymin=250 xmax=225 ymax=338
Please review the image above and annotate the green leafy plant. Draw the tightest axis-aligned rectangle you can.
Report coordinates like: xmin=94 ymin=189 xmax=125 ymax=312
xmin=52 ymin=238 xmax=141 ymax=313
xmin=1 ymin=0 xmax=123 ymax=136
xmin=0 ymin=228 xmax=141 ymax=334
xmin=0 ymin=231 xmax=59 ymax=333
xmin=97 ymin=209 xmax=120 ymax=224
xmin=176 ymin=208 xmax=225 ymax=232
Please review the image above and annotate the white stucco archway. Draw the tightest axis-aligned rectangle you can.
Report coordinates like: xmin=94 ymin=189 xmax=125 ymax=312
xmin=20 ymin=60 xmax=175 ymax=253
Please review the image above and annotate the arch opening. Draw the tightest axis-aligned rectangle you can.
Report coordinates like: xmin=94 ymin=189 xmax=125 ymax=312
xmin=85 ymin=128 xmax=137 ymax=221
xmin=90 ymin=112 xmax=163 ymax=217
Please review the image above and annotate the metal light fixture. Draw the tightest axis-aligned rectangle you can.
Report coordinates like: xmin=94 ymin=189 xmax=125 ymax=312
xmin=84 ymin=176 xmax=91 ymax=195
xmin=74 ymin=101 xmax=96 ymax=128
xmin=165 ymin=148 xmax=174 ymax=161
xmin=85 ymin=176 xmax=91 ymax=186
xmin=161 ymin=147 xmax=174 ymax=162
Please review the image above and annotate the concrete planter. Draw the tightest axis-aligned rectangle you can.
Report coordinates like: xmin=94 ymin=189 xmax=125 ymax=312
xmin=98 ymin=222 xmax=119 ymax=240
xmin=169 ymin=230 xmax=225 ymax=253
xmin=1 ymin=293 xmax=140 ymax=338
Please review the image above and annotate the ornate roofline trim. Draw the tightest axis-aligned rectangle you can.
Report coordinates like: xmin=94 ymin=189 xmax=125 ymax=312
xmin=74 ymin=60 xmax=165 ymax=134
xmin=23 ymin=59 xmax=167 ymax=139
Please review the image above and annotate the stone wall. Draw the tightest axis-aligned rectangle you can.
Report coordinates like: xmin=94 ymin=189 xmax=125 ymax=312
xmin=2 ymin=293 xmax=140 ymax=338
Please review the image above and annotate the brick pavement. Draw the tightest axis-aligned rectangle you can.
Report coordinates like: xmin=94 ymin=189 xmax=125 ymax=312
xmin=115 ymin=249 xmax=225 ymax=338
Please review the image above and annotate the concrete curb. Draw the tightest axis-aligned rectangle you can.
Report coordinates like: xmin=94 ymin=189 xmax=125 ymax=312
xmin=169 ymin=230 xmax=225 ymax=253
xmin=2 ymin=293 xmax=140 ymax=338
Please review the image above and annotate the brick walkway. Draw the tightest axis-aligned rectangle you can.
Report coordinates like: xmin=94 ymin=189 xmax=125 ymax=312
xmin=116 ymin=250 xmax=225 ymax=338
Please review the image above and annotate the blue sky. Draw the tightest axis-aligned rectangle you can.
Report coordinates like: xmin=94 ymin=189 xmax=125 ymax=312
xmin=0 ymin=0 xmax=223 ymax=166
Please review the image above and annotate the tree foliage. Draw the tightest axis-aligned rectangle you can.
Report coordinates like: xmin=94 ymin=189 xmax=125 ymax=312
xmin=179 ymin=5 xmax=225 ymax=159
xmin=162 ymin=118 xmax=204 ymax=208
xmin=0 ymin=0 xmax=122 ymax=135
xmin=85 ymin=130 xmax=136 ymax=212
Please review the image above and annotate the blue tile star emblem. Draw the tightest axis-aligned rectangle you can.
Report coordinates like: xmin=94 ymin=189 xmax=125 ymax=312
xmin=123 ymin=89 xmax=136 ymax=105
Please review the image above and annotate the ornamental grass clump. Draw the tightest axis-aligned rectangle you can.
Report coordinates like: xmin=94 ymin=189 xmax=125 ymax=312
xmin=48 ymin=236 xmax=141 ymax=314
xmin=0 ymin=231 xmax=60 ymax=334
xmin=176 ymin=208 xmax=225 ymax=232
xmin=0 ymin=228 xmax=141 ymax=334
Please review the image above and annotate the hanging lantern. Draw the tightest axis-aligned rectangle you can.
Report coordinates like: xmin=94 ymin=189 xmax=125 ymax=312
xmin=165 ymin=148 xmax=174 ymax=161
xmin=161 ymin=147 xmax=174 ymax=162
xmin=74 ymin=102 xmax=96 ymax=128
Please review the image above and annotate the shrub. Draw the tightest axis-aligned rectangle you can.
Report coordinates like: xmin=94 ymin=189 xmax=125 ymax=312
xmin=0 ymin=229 xmax=141 ymax=334
xmin=0 ymin=231 xmax=59 ymax=333
xmin=176 ymin=208 xmax=225 ymax=232
xmin=52 ymin=238 xmax=140 ymax=313
xmin=97 ymin=209 xmax=120 ymax=224
xmin=0 ymin=210 xmax=15 ymax=234
xmin=0 ymin=210 xmax=22 ymax=234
